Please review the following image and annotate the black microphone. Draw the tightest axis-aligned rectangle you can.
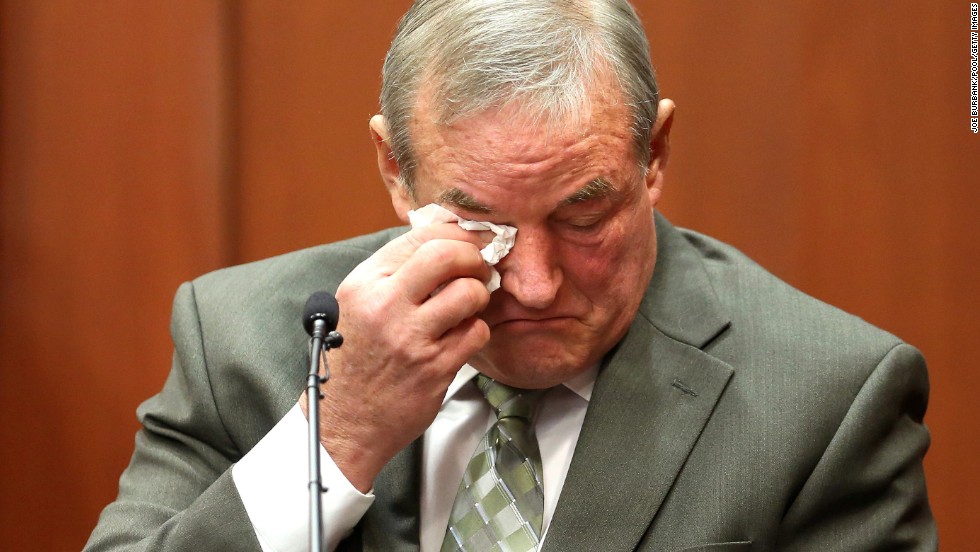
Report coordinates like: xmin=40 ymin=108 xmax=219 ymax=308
xmin=303 ymin=291 xmax=344 ymax=348
xmin=301 ymin=291 xmax=343 ymax=552
xmin=303 ymin=291 xmax=339 ymax=336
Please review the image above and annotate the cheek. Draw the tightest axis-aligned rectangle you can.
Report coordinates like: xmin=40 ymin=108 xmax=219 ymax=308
xmin=558 ymin=213 xmax=655 ymax=305
xmin=559 ymin=224 xmax=638 ymax=293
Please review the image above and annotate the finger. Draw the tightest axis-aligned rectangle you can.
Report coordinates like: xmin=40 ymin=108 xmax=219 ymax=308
xmin=371 ymin=223 xmax=493 ymax=275
xmin=417 ymin=276 xmax=492 ymax=336
xmin=391 ymin=239 xmax=491 ymax=303
xmin=434 ymin=316 xmax=490 ymax=368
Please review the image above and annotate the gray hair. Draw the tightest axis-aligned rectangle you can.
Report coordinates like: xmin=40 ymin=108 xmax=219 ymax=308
xmin=380 ymin=0 xmax=660 ymax=195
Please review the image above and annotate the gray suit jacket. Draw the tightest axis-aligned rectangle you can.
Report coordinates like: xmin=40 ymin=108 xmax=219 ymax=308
xmin=85 ymin=214 xmax=936 ymax=551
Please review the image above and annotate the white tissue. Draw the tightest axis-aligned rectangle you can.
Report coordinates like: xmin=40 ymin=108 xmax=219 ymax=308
xmin=407 ymin=203 xmax=517 ymax=292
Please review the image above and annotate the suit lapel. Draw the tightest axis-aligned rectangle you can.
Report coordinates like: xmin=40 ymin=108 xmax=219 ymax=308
xmin=543 ymin=214 xmax=735 ymax=552
xmin=358 ymin=439 xmax=423 ymax=552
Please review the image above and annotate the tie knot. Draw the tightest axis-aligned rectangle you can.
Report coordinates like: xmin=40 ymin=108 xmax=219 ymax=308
xmin=475 ymin=374 xmax=542 ymax=421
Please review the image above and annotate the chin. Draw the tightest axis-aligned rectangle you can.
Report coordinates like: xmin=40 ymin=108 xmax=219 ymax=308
xmin=470 ymin=337 xmax=592 ymax=389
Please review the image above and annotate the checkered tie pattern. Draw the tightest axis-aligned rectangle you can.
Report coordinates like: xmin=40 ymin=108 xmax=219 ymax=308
xmin=441 ymin=374 xmax=545 ymax=552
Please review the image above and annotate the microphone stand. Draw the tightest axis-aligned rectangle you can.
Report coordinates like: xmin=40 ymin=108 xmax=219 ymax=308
xmin=307 ymin=321 xmax=343 ymax=552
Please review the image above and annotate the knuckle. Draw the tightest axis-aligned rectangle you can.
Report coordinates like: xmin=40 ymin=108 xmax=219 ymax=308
xmin=360 ymin=300 xmax=384 ymax=323
xmin=347 ymin=284 xmax=400 ymax=325
xmin=336 ymin=278 xmax=362 ymax=302
xmin=417 ymin=239 xmax=458 ymax=266
xmin=468 ymin=243 xmax=487 ymax=264
xmin=474 ymin=319 xmax=491 ymax=343
xmin=405 ymin=336 xmax=439 ymax=366
xmin=389 ymin=327 xmax=414 ymax=354
xmin=457 ymin=284 xmax=479 ymax=308
xmin=403 ymin=231 xmax=426 ymax=251
xmin=463 ymin=279 xmax=490 ymax=308
xmin=409 ymin=223 xmax=454 ymax=245
xmin=459 ymin=319 xmax=490 ymax=353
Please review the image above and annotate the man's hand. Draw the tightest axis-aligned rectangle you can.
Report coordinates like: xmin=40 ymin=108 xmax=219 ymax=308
xmin=301 ymin=223 xmax=493 ymax=492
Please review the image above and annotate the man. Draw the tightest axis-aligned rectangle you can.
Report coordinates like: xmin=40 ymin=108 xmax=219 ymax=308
xmin=86 ymin=1 xmax=936 ymax=551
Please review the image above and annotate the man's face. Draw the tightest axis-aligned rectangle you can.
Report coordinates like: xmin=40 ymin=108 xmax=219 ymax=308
xmin=393 ymin=78 xmax=670 ymax=389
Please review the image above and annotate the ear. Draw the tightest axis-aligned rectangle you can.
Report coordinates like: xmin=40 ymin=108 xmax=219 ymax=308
xmin=643 ymin=99 xmax=675 ymax=208
xmin=369 ymin=114 xmax=412 ymax=223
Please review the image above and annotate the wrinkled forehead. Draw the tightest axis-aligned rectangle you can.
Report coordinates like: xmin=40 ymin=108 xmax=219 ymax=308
xmin=414 ymin=107 xmax=632 ymax=182
xmin=407 ymin=82 xmax=642 ymax=210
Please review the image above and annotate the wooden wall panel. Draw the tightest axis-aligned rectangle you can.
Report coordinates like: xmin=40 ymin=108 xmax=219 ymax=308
xmin=0 ymin=2 xmax=232 ymax=550
xmin=645 ymin=1 xmax=810 ymax=275
xmin=235 ymin=1 xmax=405 ymax=262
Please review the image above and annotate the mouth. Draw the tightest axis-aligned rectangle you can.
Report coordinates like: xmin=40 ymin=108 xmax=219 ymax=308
xmin=489 ymin=316 xmax=578 ymax=330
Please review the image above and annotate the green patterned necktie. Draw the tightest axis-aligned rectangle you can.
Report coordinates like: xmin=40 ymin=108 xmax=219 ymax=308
xmin=441 ymin=374 xmax=545 ymax=552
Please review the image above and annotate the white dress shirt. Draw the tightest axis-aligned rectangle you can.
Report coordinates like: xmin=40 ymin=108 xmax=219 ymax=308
xmin=234 ymin=364 xmax=596 ymax=552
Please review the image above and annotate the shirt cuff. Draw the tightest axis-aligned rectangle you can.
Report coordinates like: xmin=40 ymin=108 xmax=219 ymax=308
xmin=233 ymin=403 xmax=375 ymax=552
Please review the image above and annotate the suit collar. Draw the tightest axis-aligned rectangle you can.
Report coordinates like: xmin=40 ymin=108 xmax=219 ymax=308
xmin=542 ymin=213 xmax=735 ymax=551
xmin=641 ymin=212 xmax=732 ymax=349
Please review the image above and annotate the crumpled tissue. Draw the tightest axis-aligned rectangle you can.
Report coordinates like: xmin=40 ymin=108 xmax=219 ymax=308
xmin=407 ymin=203 xmax=517 ymax=292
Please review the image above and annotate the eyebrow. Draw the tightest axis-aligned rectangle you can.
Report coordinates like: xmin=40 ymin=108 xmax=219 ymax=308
xmin=559 ymin=177 xmax=620 ymax=206
xmin=435 ymin=177 xmax=621 ymax=215
xmin=436 ymin=187 xmax=494 ymax=214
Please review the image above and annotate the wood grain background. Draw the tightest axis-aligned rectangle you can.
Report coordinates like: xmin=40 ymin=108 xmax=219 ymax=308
xmin=1 ymin=1 xmax=976 ymax=549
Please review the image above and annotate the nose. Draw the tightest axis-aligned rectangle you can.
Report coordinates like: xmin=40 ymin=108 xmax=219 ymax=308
xmin=497 ymin=227 xmax=563 ymax=309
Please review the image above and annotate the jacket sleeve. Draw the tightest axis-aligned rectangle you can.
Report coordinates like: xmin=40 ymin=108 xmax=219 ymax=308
xmin=84 ymin=282 xmax=262 ymax=552
xmin=777 ymin=343 xmax=938 ymax=551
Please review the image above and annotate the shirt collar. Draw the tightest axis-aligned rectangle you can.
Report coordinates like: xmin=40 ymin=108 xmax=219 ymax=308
xmin=442 ymin=363 xmax=598 ymax=405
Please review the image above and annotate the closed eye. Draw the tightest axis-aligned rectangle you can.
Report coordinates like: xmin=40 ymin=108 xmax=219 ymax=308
xmin=565 ymin=214 xmax=604 ymax=229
